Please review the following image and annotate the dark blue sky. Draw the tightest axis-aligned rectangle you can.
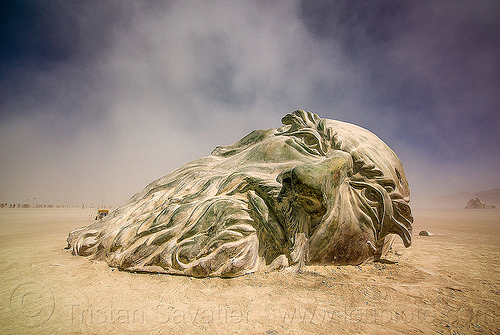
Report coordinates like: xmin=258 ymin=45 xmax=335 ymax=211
xmin=0 ymin=0 xmax=498 ymax=207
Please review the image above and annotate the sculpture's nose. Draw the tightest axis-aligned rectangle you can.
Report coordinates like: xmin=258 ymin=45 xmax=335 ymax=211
xmin=277 ymin=152 xmax=353 ymax=215
xmin=278 ymin=152 xmax=352 ymax=192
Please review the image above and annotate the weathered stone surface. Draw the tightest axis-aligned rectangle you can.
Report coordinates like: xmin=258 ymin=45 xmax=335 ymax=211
xmin=419 ymin=230 xmax=435 ymax=236
xmin=67 ymin=110 xmax=413 ymax=277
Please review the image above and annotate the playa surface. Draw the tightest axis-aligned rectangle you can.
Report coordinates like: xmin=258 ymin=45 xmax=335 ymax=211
xmin=0 ymin=208 xmax=498 ymax=334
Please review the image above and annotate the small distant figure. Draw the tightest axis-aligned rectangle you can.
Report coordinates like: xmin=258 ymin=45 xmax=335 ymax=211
xmin=465 ymin=197 xmax=496 ymax=209
xmin=95 ymin=209 xmax=109 ymax=220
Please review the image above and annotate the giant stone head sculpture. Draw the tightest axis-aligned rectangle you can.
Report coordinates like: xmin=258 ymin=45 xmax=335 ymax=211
xmin=67 ymin=110 xmax=413 ymax=277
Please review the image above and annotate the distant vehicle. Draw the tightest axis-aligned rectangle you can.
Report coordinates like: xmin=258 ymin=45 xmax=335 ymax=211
xmin=95 ymin=209 xmax=109 ymax=220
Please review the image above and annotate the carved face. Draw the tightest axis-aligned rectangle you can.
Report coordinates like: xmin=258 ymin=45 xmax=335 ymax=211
xmin=67 ymin=110 xmax=413 ymax=277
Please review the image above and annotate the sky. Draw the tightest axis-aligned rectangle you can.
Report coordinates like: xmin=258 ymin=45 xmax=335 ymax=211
xmin=0 ymin=0 xmax=499 ymax=208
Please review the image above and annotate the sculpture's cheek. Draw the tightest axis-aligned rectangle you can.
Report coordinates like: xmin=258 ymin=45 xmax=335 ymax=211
xmin=309 ymin=214 xmax=378 ymax=264
xmin=306 ymin=182 xmax=381 ymax=265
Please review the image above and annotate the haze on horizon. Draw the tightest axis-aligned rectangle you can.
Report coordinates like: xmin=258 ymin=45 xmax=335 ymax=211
xmin=1 ymin=1 xmax=499 ymax=209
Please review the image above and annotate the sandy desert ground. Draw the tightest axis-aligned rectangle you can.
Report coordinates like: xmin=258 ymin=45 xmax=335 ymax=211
xmin=0 ymin=207 xmax=498 ymax=334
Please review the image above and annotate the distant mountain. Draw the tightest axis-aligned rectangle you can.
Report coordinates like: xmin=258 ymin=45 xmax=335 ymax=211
xmin=431 ymin=189 xmax=500 ymax=208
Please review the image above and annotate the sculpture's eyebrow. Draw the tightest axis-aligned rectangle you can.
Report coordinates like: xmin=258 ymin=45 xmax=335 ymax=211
xmin=375 ymin=177 xmax=396 ymax=191
xmin=277 ymin=128 xmax=327 ymax=156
